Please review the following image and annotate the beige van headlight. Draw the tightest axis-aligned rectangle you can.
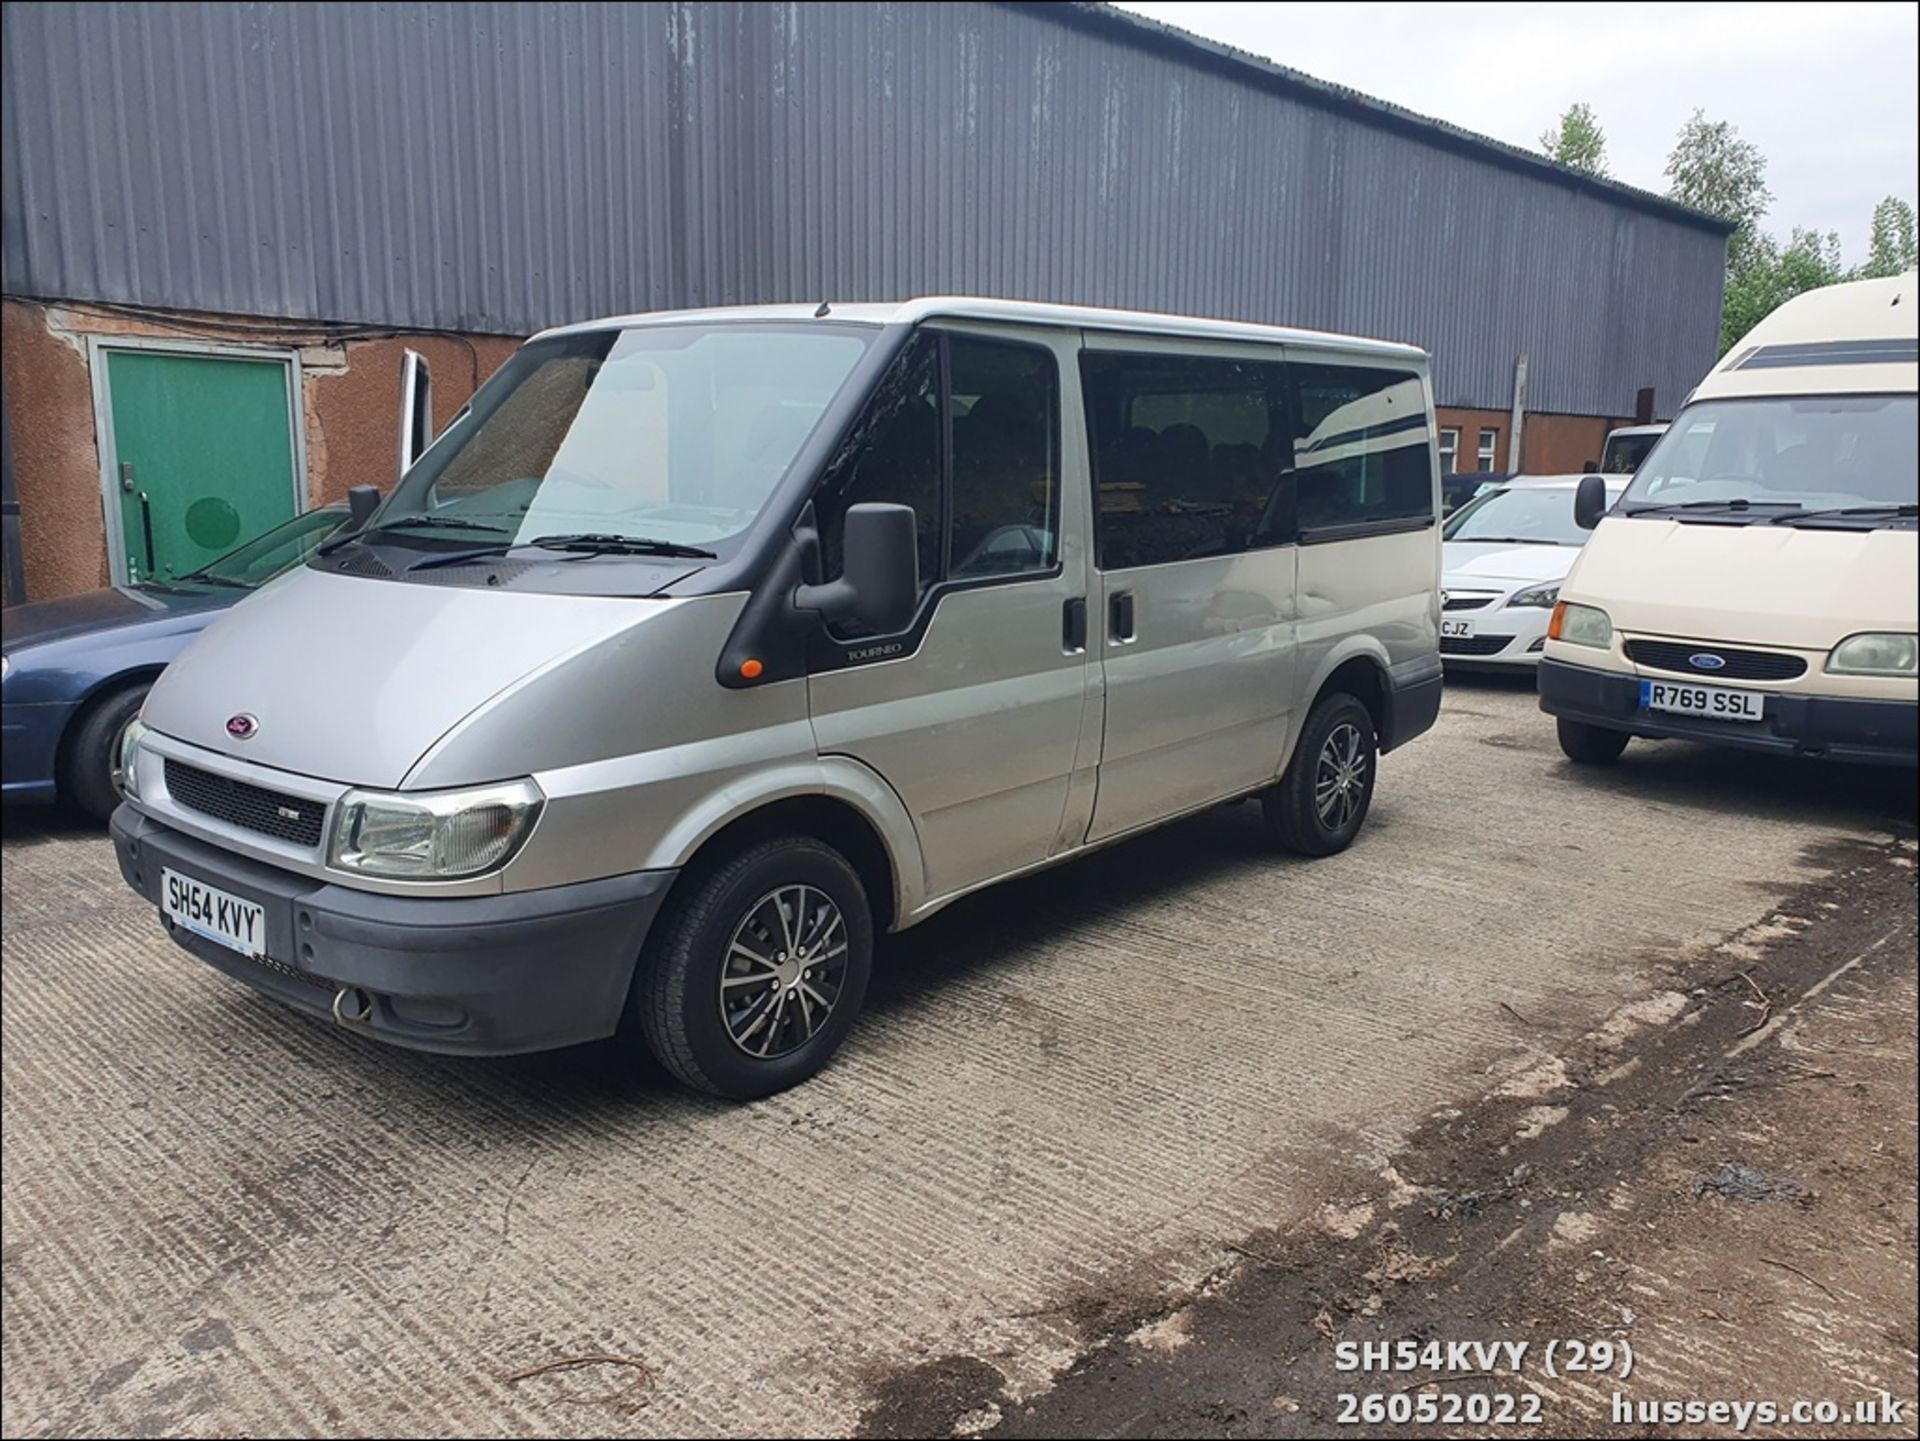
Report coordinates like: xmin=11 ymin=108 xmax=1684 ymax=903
xmin=1548 ymin=601 xmax=1612 ymax=649
xmin=328 ymin=778 xmax=544 ymax=879
xmin=1826 ymin=632 xmax=1919 ymax=677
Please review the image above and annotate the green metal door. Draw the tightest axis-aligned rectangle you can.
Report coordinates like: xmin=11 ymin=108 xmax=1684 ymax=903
xmin=105 ymin=350 xmax=299 ymax=583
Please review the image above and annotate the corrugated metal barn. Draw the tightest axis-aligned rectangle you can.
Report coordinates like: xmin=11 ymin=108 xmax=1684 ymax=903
xmin=1 ymin=0 xmax=1731 ymax=602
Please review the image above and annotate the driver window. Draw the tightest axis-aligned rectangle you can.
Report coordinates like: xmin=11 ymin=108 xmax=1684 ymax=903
xmin=948 ymin=335 xmax=1060 ymax=580
xmin=817 ymin=330 xmax=1062 ymax=599
xmin=816 ymin=336 xmax=942 ymax=593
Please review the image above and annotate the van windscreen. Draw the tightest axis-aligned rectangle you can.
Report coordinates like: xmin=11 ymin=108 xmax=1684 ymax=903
xmin=379 ymin=323 xmax=874 ymax=553
xmin=1620 ymin=395 xmax=1917 ymax=524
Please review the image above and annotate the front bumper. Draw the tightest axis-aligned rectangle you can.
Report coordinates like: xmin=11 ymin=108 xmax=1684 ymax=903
xmin=1438 ymin=605 xmax=1551 ymax=667
xmin=1538 ymin=658 xmax=1919 ymax=766
xmin=111 ymin=805 xmax=677 ymax=1054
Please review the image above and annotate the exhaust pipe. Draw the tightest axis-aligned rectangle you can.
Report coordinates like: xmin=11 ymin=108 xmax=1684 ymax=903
xmin=332 ymin=986 xmax=374 ymax=1027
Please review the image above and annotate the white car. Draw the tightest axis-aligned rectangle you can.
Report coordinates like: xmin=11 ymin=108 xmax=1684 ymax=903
xmin=1440 ymin=475 xmax=1628 ymax=668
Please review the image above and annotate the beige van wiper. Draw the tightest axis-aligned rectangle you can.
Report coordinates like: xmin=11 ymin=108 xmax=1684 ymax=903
xmin=1769 ymin=503 xmax=1919 ymax=526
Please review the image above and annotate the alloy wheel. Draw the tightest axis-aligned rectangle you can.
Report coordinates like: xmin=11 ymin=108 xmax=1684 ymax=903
xmin=719 ymin=884 xmax=849 ymax=1059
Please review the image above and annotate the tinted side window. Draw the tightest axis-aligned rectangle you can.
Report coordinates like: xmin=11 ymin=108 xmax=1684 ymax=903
xmin=1081 ymin=352 xmax=1295 ymax=570
xmin=1290 ymin=364 xmax=1432 ymax=534
xmin=948 ymin=335 xmax=1060 ymax=581
xmin=815 ymin=335 xmax=942 ymax=593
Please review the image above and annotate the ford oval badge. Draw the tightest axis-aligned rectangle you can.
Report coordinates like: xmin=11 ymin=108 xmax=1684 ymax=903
xmin=226 ymin=713 xmax=259 ymax=740
xmin=1688 ymin=653 xmax=1727 ymax=672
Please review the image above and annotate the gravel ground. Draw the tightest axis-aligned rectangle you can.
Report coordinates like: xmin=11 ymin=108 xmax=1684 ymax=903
xmin=2 ymin=676 xmax=1913 ymax=1437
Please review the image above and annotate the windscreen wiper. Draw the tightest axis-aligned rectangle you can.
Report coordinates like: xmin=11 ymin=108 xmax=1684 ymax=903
xmin=523 ymin=533 xmax=718 ymax=559
xmin=1769 ymin=503 xmax=1919 ymax=525
xmin=317 ymin=513 xmax=512 ymax=556
xmin=1460 ymin=536 xmax=1562 ymax=545
xmin=173 ymin=573 xmax=250 ymax=589
xmin=1621 ymin=498 xmax=1802 ymax=515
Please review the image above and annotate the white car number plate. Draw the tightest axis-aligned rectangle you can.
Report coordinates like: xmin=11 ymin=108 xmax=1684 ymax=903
xmin=1440 ymin=618 xmax=1476 ymax=638
xmin=162 ymin=868 xmax=267 ymax=957
xmin=1639 ymin=679 xmax=1766 ymax=723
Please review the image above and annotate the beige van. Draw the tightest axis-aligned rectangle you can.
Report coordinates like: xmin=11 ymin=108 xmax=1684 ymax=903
xmin=1541 ymin=273 xmax=1917 ymax=767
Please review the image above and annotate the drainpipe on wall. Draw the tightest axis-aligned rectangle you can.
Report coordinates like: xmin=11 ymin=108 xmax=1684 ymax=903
xmin=1 ymin=388 xmax=24 ymax=605
xmin=1506 ymin=354 xmax=1529 ymax=473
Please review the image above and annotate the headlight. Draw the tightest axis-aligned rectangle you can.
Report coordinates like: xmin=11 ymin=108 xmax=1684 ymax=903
xmin=328 ymin=777 xmax=544 ymax=879
xmin=1827 ymin=632 xmax=1919 ymax=677
xmin=1549 ymin=601 xmax=1612 ymax=648
xmin=1508 ymin=582 xmax=1561 ymax=609
xmin=116 ymin=718 xmax=148 ymax=800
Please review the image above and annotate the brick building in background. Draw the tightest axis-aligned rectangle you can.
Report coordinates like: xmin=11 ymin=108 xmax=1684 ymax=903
xmin=0 ymin=1 xmax=1730 ymax=604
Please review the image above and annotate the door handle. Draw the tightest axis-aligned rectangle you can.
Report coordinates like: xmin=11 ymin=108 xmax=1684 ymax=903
xmin=139 ymin=491 xmax=157 ymax=577
xmin=1109 ymin=590 xmax=1135 ymax=643
xmin=120 ymin=461 xmax=135 ymax=494
xmin=1062 ymin=597 xmax=1087 ymax=652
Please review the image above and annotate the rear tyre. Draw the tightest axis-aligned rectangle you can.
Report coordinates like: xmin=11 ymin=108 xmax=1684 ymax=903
xmin=633 ymin=836 xmax=873 ymax=1100
xmin=63 ymin=683 xmax=150 ymax=823
xmin=1264 ymin=692 xmax=1377 ymax=857
xmin=1556 ymin=718 xmax=1631 ymax=765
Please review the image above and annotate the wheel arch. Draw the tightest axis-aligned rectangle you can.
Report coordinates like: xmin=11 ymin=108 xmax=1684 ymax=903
xmin=645 ymin=758 xmax=925 ymax=932
xmin=54 ymin=668 xmax=162 ymax=792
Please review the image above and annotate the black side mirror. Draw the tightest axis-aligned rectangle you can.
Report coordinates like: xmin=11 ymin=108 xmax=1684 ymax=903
xmin=794 ymin=503 xmax=919 ymax=636
xmin=346 ymin=485 xmax=382 ymax=530
xmin=1574 ymin=472 xmax=1609 ymax=530
xmin=1582 ymin=459 xmax=1600 ymax=473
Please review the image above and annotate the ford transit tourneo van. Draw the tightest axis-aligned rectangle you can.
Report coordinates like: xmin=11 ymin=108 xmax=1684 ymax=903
xmin=1541 ymin=274 xmax=1918 ymax=767
xmin=110 ymin=299 xmax=1443 ymax=1097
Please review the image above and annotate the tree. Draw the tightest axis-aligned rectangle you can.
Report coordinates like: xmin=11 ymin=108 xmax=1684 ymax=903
xmin=1721 ymin=228 xmax=1849 ymax=354
xmin=1862 ymin=196 xmax=1917 ymax=278
xmin=1539 ymin=102 xmax=1608 ymax=175
xmin=1664 ymin=109 xmax=1771 ymax=273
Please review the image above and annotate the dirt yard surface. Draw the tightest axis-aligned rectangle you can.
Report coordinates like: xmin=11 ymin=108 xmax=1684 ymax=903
xmin=3 ymin=676 xmax=1915 ymax=1438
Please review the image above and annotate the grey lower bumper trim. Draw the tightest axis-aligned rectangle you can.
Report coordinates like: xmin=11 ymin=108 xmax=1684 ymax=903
xmin=111 ymin=805 xmax=677 ymax=1055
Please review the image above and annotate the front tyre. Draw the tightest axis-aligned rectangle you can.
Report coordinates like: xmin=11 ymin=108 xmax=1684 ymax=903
xmin=1556 ymin=718 xmax=1631 ymax=765
xmin=1264 ymin=692 xmax=1377 ymax=857
xmin=65 ymin=682 xmax=150 ymax=823
xmin=633 ymin=836 xmax=873 ymax=1099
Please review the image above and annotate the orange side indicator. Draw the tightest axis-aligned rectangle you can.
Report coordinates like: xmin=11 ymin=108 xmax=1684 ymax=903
xmin=1546 ymin=601 xmax=1568 ymax=640
xmin=740 ymin=658 xmax=764 ymax=680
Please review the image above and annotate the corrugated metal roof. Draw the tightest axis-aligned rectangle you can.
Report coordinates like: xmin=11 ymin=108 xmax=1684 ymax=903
xmin=1060 ymin=3 xmax=1735 ymax=238
xmin=1 ymin=1 xmax=1727 ymax=416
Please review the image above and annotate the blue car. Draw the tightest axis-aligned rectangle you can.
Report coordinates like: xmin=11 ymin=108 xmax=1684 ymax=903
xmin=2 ymin=505 xmax=349 ymax=820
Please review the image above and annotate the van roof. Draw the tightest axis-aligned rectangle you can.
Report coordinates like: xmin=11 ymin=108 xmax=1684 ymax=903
xmin=1694 ymin=271 xmax=1919 ymax=402
xmin=535 ymin=296 xmax=1429 ymax=364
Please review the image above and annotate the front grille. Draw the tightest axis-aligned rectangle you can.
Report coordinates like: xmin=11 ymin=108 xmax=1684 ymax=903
xmin=1441 ymin=634 xmax=1513 ymax=656
xmin=164 ymin=760 xmax=326 ymax=847
xmin=1626 ymin=639 xmax=1807 ymax=681
xmin=1443 ymin=593 xmax=1498 ymax=611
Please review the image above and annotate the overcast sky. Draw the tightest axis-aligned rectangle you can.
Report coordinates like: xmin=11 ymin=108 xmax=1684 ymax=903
xmin=1115 ymin=2 xmax=1919 ymax=260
